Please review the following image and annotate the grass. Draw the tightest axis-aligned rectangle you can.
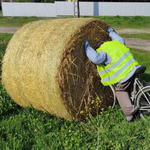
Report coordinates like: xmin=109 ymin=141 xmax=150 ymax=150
xmin=1 ymin=16 xmax=150 ymax=29
xmin=119 ymin=33 xmax=150 ymax=40
xmin=0 ymin=16 xmax=54 ymax=27
xmin=1 ymin=16 xmax=150 ymax=149
xmin=0 ymin=33 xmax=13 ymax=43
xmin=131 ymin=48 xmax=150 ymax=81
xmin=85 ymin=16 xmax=150 ymax=29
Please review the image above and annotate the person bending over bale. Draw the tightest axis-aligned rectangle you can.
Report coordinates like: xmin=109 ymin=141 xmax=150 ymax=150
xmin=84 ymin=27 xmax=142 ymax=122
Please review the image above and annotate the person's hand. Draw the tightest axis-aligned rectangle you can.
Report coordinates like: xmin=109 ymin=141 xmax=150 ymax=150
xmin=106 ymin=26 xmax=114 ymax=33
xmin=84 ymin=40 xmax=89 ymax=50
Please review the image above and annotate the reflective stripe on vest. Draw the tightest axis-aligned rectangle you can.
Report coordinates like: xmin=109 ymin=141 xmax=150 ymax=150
xmin=99 ymin=50 xmax=132 ymax=75
xmin=102 ymin=57 xmax=135 ymax=82
xmin=96 ymin=41 xmax=139 ymax=86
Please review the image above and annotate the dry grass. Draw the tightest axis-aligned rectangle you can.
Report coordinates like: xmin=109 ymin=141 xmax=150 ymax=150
xmin=2 ymin=18 xmax=113 ymax=120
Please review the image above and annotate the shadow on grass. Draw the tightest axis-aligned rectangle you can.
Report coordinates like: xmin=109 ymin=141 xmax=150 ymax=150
xmin=140 ymin=73 xmax=150 ymax=82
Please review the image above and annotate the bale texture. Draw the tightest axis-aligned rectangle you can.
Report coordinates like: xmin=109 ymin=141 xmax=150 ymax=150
xmin=2 ymin=18 xmax=113 ymax=120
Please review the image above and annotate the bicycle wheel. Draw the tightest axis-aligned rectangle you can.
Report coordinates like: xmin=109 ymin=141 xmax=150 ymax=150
xmin=136 ymin=86 xmax=150 ymax=121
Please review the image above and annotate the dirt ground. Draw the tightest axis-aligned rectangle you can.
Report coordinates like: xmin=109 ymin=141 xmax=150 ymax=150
xmin=117 ymin=29 xmax=150 ymax=34
xmin=0 ymin=27 xmax=19 ymax=34
xmin=117 ymin=29 xmax=150 ymax=51
xmin=0 ymin=27 xmax=150 ymax=51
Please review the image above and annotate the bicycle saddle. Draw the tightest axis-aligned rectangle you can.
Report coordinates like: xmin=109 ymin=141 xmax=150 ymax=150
xmin=134 ymin=66 xmax=146 ymax=75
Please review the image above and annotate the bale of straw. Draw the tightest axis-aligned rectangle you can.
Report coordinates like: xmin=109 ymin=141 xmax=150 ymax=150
xmin=2 ymin=18 xmax=113 ymax=120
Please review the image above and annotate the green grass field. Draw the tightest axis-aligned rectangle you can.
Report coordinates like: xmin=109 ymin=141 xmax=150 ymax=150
xmin=120 ymin=33 xmax=150 ymax=40
xmin=1 ymin=16 xmax=150 ymax=150
xmin=1 ymin=16 xmax=150 ymax=29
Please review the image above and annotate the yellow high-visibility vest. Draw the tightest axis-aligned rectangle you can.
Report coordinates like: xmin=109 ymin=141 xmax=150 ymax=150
xmin=96 ymin=41 xmax=139 ymax=86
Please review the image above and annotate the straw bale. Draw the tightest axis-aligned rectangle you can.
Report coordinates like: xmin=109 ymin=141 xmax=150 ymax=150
xmin=2 ymin=18 xmax=113 ymax=120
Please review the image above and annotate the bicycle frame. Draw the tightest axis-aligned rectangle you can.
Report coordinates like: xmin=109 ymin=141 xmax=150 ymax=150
xmin=131 ymin=76 xmax=144 ymax=103
xmin=109 ymin=75 xmax=150 ymax=109
xmin=109 ymin=68 xmax=150 ymax=121
xmin=133 ymin=76 xmax=150 ymax=106
xmin=109 ymin=84 xmax=116 ymax=109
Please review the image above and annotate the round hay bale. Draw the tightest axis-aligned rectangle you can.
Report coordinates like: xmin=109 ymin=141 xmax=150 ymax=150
xmin=2 ymin=18 xmax=113 ymax=121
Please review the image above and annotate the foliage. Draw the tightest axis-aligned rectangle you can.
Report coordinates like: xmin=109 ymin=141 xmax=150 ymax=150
xmin=0 ymin=34 xmax=13 ymax=75
xmin=0 ymin=33 xmax=13 ymax=43
xmin=81 ymin=106 xmax=150 ymax=150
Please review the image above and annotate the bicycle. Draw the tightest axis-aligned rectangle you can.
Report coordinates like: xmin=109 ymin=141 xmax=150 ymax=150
xmin=109 ymin=66 xmax=150 ymax=121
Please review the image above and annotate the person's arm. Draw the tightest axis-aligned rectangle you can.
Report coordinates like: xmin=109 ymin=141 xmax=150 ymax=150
xmin=84 ymin=40 xmax=106 ymax=65
xmin=107 ymin=27 xmax=125 ymax=45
